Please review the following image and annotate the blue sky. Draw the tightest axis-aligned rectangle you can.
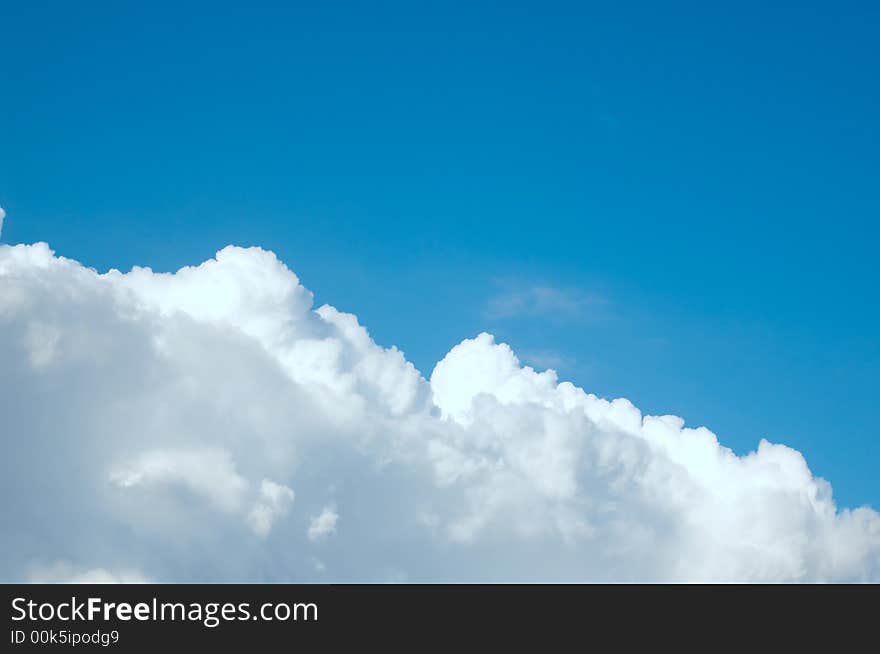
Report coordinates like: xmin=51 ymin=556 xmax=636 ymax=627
xmin=2 ymin=1 xmax=878 ymax=509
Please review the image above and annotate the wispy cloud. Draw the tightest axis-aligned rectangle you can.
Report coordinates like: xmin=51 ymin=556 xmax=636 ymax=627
xmin=517 ymin=349 xmax=571 ymax=371
xmin=485 ymin=285 xmax=606 ymax=322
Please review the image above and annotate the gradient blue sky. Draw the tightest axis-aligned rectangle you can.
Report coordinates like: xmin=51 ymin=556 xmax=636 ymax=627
xmin=2 ymin=1 xmax=878 ymax=508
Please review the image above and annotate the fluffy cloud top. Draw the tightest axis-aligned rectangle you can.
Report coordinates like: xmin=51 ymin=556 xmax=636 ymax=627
xmin=1 ymin=241 xmax=878 ymax=582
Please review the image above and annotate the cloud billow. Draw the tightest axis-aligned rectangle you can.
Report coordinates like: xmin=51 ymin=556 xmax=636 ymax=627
xmin=0 ymin=241 xmax=877 ymax=582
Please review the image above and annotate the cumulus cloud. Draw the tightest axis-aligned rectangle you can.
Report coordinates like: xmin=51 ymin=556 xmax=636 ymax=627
xmin=0 ymin=206 xmax=6 ymax=239
xmin=248 ymin=480 xmax=296 ymax=538
xmin=307 ymin=506 xmax=339 ymax=542
xmin=110 ymin=448 xmax=250 ymax=514
xmin=0 ymin=241 xmax=878 ymax=582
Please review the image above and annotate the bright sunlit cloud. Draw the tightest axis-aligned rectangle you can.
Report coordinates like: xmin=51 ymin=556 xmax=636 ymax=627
xmin=1 ymin=241 xmax=877 ymax=582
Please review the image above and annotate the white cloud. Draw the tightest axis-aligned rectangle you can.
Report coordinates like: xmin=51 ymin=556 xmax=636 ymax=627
xmin=486 ymin=285 xmax=604 ymax=321
xmin=110 ymin=448 xmax=249 ymax=514
xmin=307 ymin=506 xmax=339 ymax=542
xmin=0 ymin=241 xmax=878 ymax=582
xmin=109 ymin=448 xmax=294 ymax=538
xmin=248 ymin=480 xmax=296 ymax=538
xmin=0 ymin=206 xmax=5 ymax=239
